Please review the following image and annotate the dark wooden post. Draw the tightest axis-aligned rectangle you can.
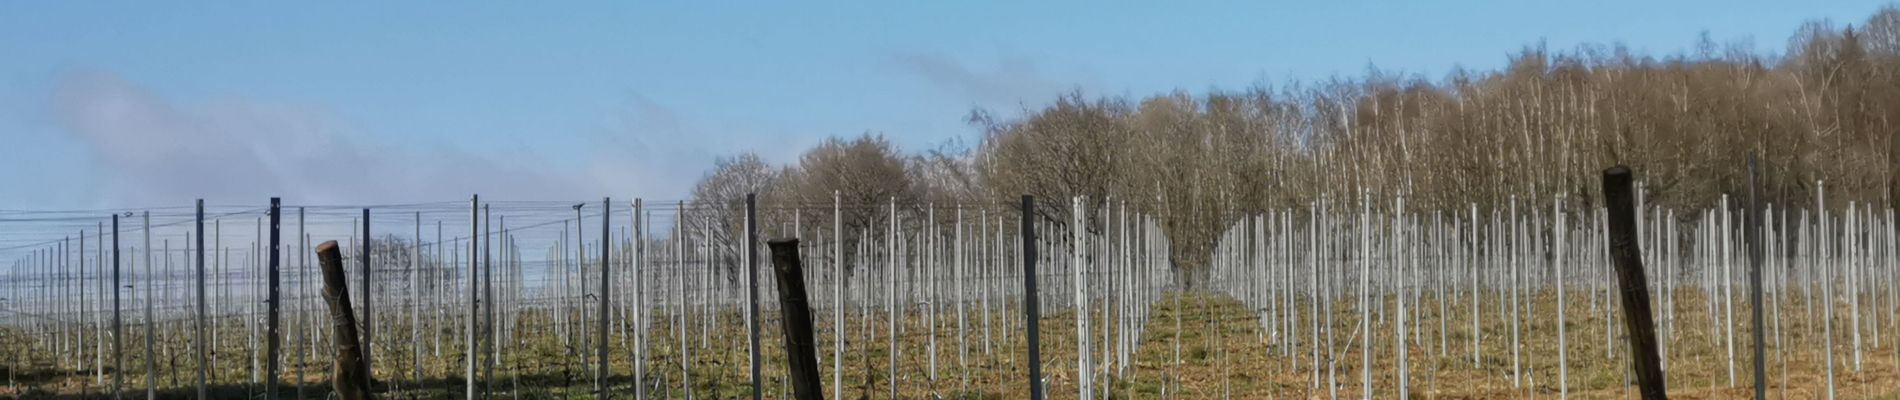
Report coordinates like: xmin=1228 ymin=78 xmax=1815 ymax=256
xmin=1746 ymin=154 xmax=1766 ymax=400
xmin=767 ymin=238 xmax=823 ymax=400
xmin=1022 ymin=195 xmax=1043 ymax=400
xmin=318 ymin=240 xmax=373 ymax=400
xmin=1603 ymin=166 xmax=1668 ymax=400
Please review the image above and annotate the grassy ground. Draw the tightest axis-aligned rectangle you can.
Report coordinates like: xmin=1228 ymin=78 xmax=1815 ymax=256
xmin=3 ymin=287 xmax=1900 ymax=399
xmin=1122 ymin=289 xmax=1900 ymax=400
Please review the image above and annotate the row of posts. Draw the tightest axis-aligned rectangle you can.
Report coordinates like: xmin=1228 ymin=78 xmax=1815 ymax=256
xmin=14 ymin=157 xmax=1790 ymax=400
xmin=30 ymin=194 xmax=1051 ymax=400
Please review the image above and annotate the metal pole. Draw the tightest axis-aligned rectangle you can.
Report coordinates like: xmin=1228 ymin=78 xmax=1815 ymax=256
xmin=674 ymin=200 xmax=691 ymax=399
xmin=1818 ymin=181 xmax=1835 ymax=400
xmin=747 ymin=193 xmax=762 ymax=400
xmin=483 ymin=204 xmax=494 ymax=400
xmin=195 ymin=200 xmax=207 ymax=400
xmin=299 ymin=207 xmax=308 ymax=400
xmin=267 ymin=198 xmax=282 ymax=398
xmin=92 ymin=222 xmax=99 ymax=392
xmin=360 ymin=207 xmax=373 ymax=395
xmin=252 ymin=218 xmax=261 ymax=389
xmin=467 ymin=195 xmax=479 ymax=400
xmin=1556 ymin=197 xmax=1568 ymax=399
xmin=1022 ymin=195 xmax=1043 ymax=400
xmin=213 ymin=221 xmax=220 ymax=389
xmin=832 ymin=191 xmax=843 ymax=400
xmin=414 ymin=212 xmax=422 ymax=389
xmin=888 ymin=199 xmax=899 ymax=400
xmin=1747 ymin=154 xmax=1766 ymax=400
xmin=1362 ymin=191 xmax=1373 ymax=398
xmin=599 ymin=197 xmax=612 ymax=399
xmin=633 ymin=199 xmax=646 ymax=400
xmin=434 ymin=222 xmax=442 ymax=366
xmin=144 ymin=211 xmax=155 ymax=400
xmin=112 ymin=213 xmax=122 ymax=399
xmin=574 ymin=205 xmax=584 ymax=369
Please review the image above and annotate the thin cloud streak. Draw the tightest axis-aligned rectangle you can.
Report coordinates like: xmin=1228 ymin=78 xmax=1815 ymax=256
xmin=884 ymin=51 xmax=1091 ymax=110
xmin=49 ymin=70 xmax=609 ymax=205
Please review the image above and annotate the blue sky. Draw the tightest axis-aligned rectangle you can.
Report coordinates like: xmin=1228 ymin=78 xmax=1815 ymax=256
xmin=1 ymin=0 xmax=1889 ymax=209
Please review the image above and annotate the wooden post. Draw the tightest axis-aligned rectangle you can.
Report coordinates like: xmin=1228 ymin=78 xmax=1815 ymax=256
xmin=767 ymin=239 xmax=823 ymax=400
xmin=1022 ymin=195 xmax=1044 ymax=400
xmin=318 ymin=241 xmax=373 ymax=400
xmin=1602 ymin=165 xmax=1668 ymax=400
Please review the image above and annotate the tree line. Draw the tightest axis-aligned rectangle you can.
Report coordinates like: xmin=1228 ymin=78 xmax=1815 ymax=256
xmin=684 ymin=5 xmax=1900 ymax=278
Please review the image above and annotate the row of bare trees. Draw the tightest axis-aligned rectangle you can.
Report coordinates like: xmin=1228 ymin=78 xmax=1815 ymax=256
xmin=686 ymin=6 xmax=1900 ymax=283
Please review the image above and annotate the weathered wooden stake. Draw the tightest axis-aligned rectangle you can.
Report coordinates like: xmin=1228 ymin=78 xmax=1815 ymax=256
xmin=768 ymin=238 xmax=824 ymax=400
xmin=318 ymin=240 xmax=373 ymax=400
xmin=1602 ymin=165 xmax=1668 ymax=400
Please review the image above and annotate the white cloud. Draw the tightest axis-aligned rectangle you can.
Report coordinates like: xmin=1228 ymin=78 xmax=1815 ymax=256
xmin=50 ymin=70 xmax=604 ymax=205
xmin=884 ymin=51 xmax=1086 ymax=110
xmin=581 ymin=92 xmax=720 ymax=202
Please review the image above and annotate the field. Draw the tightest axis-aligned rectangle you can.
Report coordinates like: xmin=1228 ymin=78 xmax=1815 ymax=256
xmin=4 ymin=284 xmax=1899 ymax=399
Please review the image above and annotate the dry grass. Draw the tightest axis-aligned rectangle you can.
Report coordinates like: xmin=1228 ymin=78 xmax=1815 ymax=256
xmin=3 ymin=286 xmax=1900 ymax=399
xmin=1120 ymin=289 xmax=1900 ymax=400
